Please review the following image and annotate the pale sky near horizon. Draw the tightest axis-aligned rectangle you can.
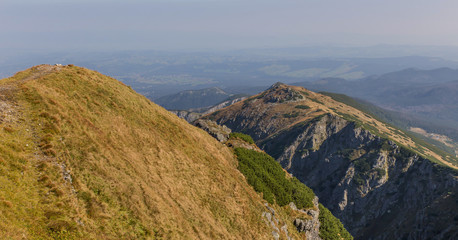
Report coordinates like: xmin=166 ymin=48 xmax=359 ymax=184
xmin=1 ymin=0 xmax=458 ymax=51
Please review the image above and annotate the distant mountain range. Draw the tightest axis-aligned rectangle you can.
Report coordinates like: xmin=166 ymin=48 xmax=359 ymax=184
xmin=154 ymin=87 xmax=235 ymax=110
xmin=294 ymin=67 xmax=458 ymax=135
xmin=2 ymin=50 xmax=458 ymax=99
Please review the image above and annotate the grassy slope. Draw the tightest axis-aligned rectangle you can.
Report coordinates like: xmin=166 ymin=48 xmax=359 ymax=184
xmin=320 ymin=92 xmax=458 ymax=164
xmin=0 ymin=65 xmax=276 ymax=239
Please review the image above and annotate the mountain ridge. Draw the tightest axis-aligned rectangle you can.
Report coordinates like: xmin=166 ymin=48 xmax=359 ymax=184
xmin=205 ymin=83 xmax=457 ymax=168
xmin=202 ymin=82 xmax=458 ymax=239
xmin=0 ymin=65 xmax=277 ymax=239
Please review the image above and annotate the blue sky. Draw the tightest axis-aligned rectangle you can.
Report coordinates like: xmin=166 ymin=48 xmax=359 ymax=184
xmin=1 ymin=0 xmax=458 ymax=51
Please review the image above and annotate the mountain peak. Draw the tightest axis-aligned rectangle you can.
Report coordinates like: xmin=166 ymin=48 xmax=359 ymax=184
xmin=268 ymin=81 xmax=287 ymax=90
xmin=261 ymin=83 xmax=305 ymax=104
xmin=254 ymin=82 xmax=312 ymax=105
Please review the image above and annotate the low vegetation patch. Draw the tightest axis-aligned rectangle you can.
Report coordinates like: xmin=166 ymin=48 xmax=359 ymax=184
xmin=294 ymin=105 xmax=310 ymax=110
xmin=309 ymin=98 xmax=324 ymax=105
xmin=229 ymin=132 xmax=255 ymax=144
xmin=318 ymin=203 xmax=353 ymax=240
xmin=283 ymin=111 xmax=300 ymax=118
xmin=380 ymin=140 xmax=394 ymax=151
xmin=234 ymin=148 xmax=315 ymax=209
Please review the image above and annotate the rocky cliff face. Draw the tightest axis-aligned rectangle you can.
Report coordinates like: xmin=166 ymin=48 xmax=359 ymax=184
xmin=171 ymin=110 xmax=202 ymax=122
xmin=261 ymin=114 xmax=458 ymax=239
xmin=291 ymin=198 xmax=321 ymax=240
xmin=203 ymin=83 xmax=458 ymax=239
xmin=193 ymin=119 xmax=231 ymax=142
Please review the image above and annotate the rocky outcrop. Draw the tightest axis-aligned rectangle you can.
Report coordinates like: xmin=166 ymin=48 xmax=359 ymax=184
xmin=262 ymin=203 xmax=294 ymax=240
xmin=193 ymin=119 xmax=231 ymax=142
xmin=263 ymin=82 xmax=305 ymax=103
xmin=291 ymin=197 xmax=321 ymax=240
xmin=171 ymin=110 xmax=202 ymax=122
xmin=225 ymin=138 xmax=260 ymax=151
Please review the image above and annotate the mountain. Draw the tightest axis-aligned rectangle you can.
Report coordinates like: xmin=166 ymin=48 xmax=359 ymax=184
xmin=202 ymin=83 xmax=458 ymax=239
xmin=154 ymin=87 xmax=234 ymax=110
xmin=294 ymin=68 xmax=458 ymax=133
xmin=0 ymin=65 xmax=352 ymax=239
xmin=4 ymin=50 xmax=458 ymax=100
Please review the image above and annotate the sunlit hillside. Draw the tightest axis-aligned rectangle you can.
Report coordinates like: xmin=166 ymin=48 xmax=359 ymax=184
xmin=0 ymin=65 xmax=278 ymax=239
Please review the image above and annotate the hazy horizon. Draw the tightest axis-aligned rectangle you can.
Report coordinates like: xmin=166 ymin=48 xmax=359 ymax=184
xmin=2 ymin=0 xmax=458 ymax=52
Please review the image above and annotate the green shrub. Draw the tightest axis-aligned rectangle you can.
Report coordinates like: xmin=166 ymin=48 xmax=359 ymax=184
xmin=375 ymin=168 xmax=386 ymax=177
xmin=234 ymin=148 xmax=314 ymax=209
xmin=283 ymin=112 xmax=300 ymax=118
xmin=290 ymin=178 xmax=315 ymax=209
xmin=318 ymin=203 xmax=353 ymax=240
xmin=295 ymin=105 xmax=310 ymax=110
xmin=353 ymin=174 xmax=365 ymax=186
xmin=380 ymin=140 xmax=393 ymax=151
xmin=353 ymin=158 xmax=371 ymax=173
xmin=229 ymin=132 xmax=255 ymax=144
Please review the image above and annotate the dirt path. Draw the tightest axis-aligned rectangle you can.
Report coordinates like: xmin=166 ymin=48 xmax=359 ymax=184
xmin=0 ymin=64 xmax=62 ymax=125
xmin=0 ymin=64 xmax=67 ymax=166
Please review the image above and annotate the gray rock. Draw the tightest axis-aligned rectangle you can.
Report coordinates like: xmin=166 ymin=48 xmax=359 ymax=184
xmin=272 ymin=231 xmax=280 ymax=240
xmin=171 ymin=110 xmax=202 ymax=122
xmin=193 ymin=119 xmax=231 ymax=142
xmin=293 ymin=197 xmax=322 ymax=240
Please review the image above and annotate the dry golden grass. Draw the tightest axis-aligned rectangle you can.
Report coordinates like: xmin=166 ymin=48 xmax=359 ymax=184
xmin=0 ymin=65 xmax=295 ymax=239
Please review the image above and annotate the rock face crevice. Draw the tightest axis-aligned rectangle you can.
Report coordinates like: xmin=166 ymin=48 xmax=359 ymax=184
xmin=258 ymin=114 xmax=458 ymax=239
